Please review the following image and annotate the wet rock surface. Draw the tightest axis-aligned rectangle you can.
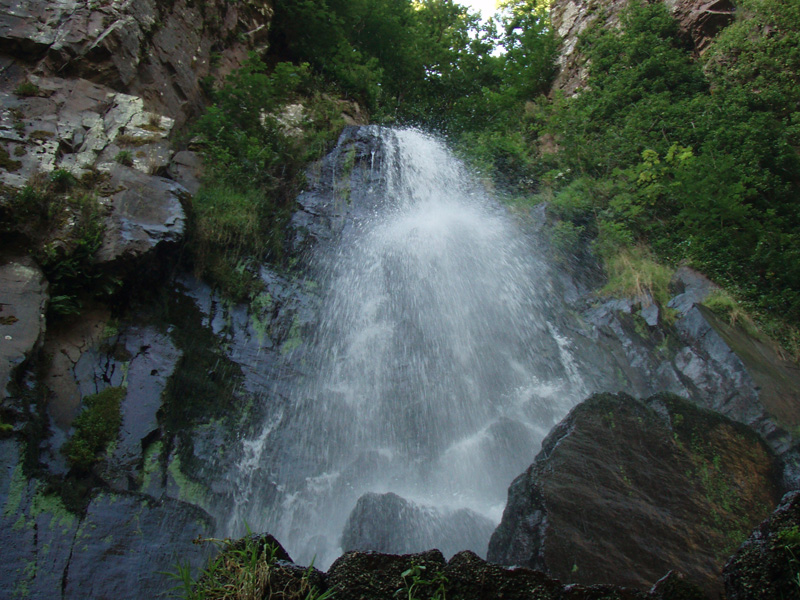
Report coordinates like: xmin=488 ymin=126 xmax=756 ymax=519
xmin=0 ymin=255 xmax=47 ymax=399
xmin=487 ymin=392 xmax=782 ymax=596
xmin=341 ymin=492 xmax=496 ymax=559
xmin=0 ymin=436 xmax=213 ymax=600
xmin=723 ymin=490 xmax=800 ymax=600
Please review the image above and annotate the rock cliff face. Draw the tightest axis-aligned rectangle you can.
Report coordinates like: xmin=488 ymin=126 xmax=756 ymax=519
xmin=487 ymin=392 xmax=782 ymax=595
xmin=0 ymin=0 xmax=273 ymax=126
xmin=550 ymin=0 xmax=735 ymax=95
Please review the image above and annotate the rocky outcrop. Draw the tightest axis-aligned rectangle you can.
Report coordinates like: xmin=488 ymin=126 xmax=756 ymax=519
xmin=0 ymin=255 xmax=47 ymax=400
xmin=0 ymin=437 xmax=213 ymax=600
xmin=555 ymin=265 xmax=800 ymax=486
xmin=0 ymin=0 xmax=274 ymax=126
xmin=191 ymin=533 xmax=710 ymax=600
xmin=723 ymin=490 xmax=800 ymax=600
xmin=487 ymin=392 xmax=782 ymax=596
xmin=341 ymin=492 xmax=495 ymax=559
xmin=550 ymin=0 xmax=735 ymax=95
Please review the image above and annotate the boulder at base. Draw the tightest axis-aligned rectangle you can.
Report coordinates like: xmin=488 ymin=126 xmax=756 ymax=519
xmin=487 ymin=392 xmax=782 ymax=596
xmin=341 ymin=491 xmax=495 ymax=559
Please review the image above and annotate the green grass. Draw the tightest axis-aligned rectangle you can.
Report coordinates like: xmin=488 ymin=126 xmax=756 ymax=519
xmin=599 ymin=246 xmax=674 ymax=310
xmin=167 ymin=535 xmax=334 ymax=600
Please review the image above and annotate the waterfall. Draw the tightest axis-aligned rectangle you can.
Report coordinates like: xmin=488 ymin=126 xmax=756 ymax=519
xmin=229 ymin=127 xmax=587 ymax=568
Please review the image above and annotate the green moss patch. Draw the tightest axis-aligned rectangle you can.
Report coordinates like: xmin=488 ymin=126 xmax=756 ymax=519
xmin=62 ymin=386 xmax=125 ymax=471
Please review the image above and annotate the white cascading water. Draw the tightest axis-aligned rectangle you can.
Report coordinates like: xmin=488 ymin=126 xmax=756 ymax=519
xmin=229 ymin=128 xmax=587 ymax=568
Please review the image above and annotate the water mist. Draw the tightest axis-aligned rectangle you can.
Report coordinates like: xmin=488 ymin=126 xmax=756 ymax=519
xmin=228 ymin=127 xmax=587 ymax=568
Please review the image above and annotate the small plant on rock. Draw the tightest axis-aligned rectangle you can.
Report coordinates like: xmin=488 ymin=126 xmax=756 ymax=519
xmin=62 ymin=386 xmax=125 ymax=471
xmin=14 ymin=80 xmax=40 ymax=96
xmin=395 ymin=563 xmax=447 ymax=600
xmin=114 ymin=150 xmax=134 ymax=166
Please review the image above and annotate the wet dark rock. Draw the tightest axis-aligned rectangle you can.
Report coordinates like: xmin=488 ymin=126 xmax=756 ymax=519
xmin=341 ymin=492 xmax=495 ymax=559
xmin=444 ymin=550 xmax=566 ymax=600
xmin=723 ymin=490 xmax=800 ymax=600
xmin=327 ymin=549 xmax=447 ymax=600
xmin=95 ymin=166 xmax=186 ymax=265
xmin=0 ymin=255 xmax=47 ymax=400
xmin=649 ymin=571 xmax=707 ymax=600
xmin=0 ymin=434 xmax=213 ymax=600
xmin=168 ymin=150 xmax=203 ymax=196
xmin=488 ymin=392 xmax=782 ymax=596
xmin=62 ymin=491 xmax=213 ymax=600
xmin=291 ymin=126 xmax=393 ymax=254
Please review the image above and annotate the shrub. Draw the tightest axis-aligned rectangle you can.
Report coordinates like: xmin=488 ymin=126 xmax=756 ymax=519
xmin=14 ymin=81 xmax=40 ymax=96
xmin=62 ymin=387 xmax=125 ymax=471
xmin=114 ymin=150 xmax=134 ymax=166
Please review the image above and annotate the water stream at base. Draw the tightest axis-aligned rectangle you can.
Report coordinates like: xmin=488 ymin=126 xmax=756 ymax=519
xmin=228 ymin=127 xmax=587 ymax=568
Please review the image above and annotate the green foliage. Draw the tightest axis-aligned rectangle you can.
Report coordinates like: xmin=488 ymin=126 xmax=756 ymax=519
xmin=395 ymin=563 xmax=447 ymax=600
xmin=537 ymin=0 xmax=800 ymax=340
xmin=599 ymin=247 xmax=674 ymax=309
xmin=14 ymin=81 xmax=40 ymax=97
xmin=114 ymin=150 xmax=134 ymax=166
xmin=62 ymin=387 xmax=125 ymax=471
xmin=190 ymin=56 xmax=344 ymax=298
xmin=778 ymin=524 xmax=800 ymax=592
xmin=168 ymin=535 xmax=333 ymax=600
xmin=702 ymin=289 xmax=759 ymax=336
xmin=49 ymin=169 xmax=77 ymax=192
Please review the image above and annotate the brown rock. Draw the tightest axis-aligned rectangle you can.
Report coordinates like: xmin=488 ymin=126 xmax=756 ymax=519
xmin=488 ymin=392 xmax=782 ymax=596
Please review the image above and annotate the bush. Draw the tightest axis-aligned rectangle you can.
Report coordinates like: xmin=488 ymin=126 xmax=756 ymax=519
xmin=189 ymin=57 xmax=344 ymax=297
xmin=14 ymin=81 xmax=40 ymax=97
xmin=114 ymin=150 xmax=134 ymax=166
xmin=537 ymin=0 xmax=800 ymax=338
xmin=168 ymin=535 xmax=332 ymax=600
xmin=62 ymin=387 xmax=125 ymax=471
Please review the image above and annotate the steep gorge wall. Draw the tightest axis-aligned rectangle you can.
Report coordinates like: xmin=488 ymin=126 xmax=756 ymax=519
xmin=550 ymin=0 xmax=735 ymax=95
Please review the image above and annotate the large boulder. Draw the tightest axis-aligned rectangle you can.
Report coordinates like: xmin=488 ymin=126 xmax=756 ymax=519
xmin=341 ymin=491 xmax=495 ymax=559
xmin=487 ymin=392 xmax=782 ymax=596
